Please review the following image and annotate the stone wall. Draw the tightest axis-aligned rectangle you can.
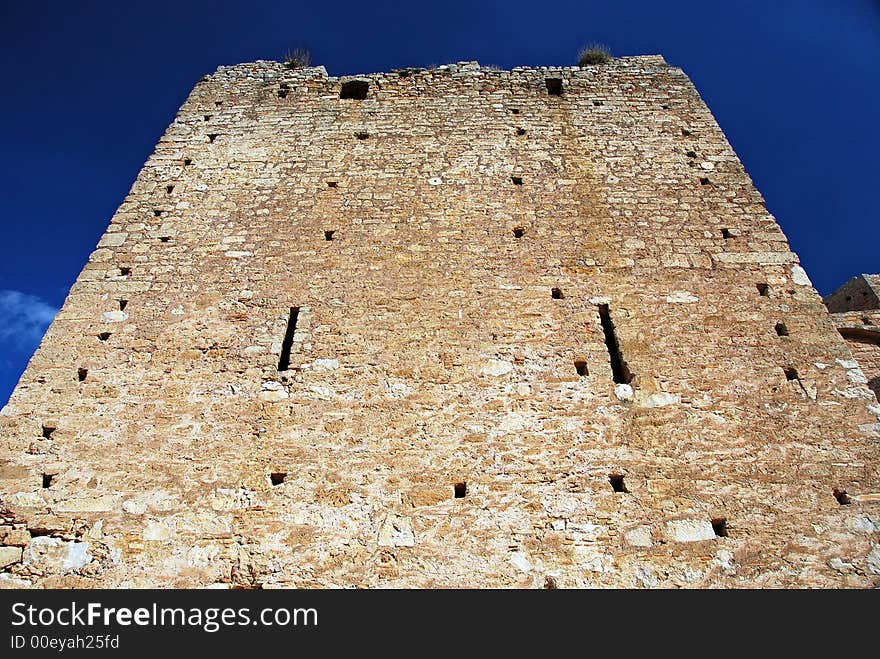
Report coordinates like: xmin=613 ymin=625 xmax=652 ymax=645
xmin=1 ymin=58 xmax=879 ymax=588
xmin=825 ymin=275 xmax=880 ymax=313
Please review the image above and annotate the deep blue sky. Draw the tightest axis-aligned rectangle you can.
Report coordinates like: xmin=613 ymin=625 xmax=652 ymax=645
xmin=1 ymin=1 xmax=878 ymax=406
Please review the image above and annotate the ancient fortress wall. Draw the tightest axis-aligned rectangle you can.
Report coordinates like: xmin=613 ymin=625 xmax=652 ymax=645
xmin=1 ymin=57 xmax=879 ymax=588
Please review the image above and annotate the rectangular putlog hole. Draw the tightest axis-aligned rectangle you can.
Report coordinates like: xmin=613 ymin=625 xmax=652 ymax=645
xmin=511 ymin=176 xmax=523 ymax=185
xmin=118 ymin=299 xmax=128 ymax=311
xmin=545 ymin=78 xmax=563 ymax=96
xmin=551 ymin=287 xmax=564 ymax=299
xmin=453 ymin=482 xmax=467 ymax=498
xmin=77 ymin=368 xmax=88 ymax=382
xmin=598 ymin=304 xmax=633 ymax=385
xmin=711 ymin=517 xmax=728 ymax=537
xmin=783 ymin=366 xmax=799 ymax=381
xmin=324 ymin=230 xmax=336 ymax=241
xmin=42 ymin=473 xmax=55 ymax=488
xmin=98 ymin=332 xmax=111 ymax=342
xmin=757 ymin=283 xmax=770 ymax=297
xmin=574 ymin=360 xmax=589 ymax=377
xmin=277 ymin=307 xmax=301 ymax=371
xmin=41 ymin=425 xmax=55 ymax=439
xmin=270 ymin=472 xmax=287 ymax=486
xmin=340 ymin=80 xmax=369 ymax=99
xmin=775 ymin=322 xmax=789 ymax=336
xmin=609 ymin=473 xmax=628 ymax=493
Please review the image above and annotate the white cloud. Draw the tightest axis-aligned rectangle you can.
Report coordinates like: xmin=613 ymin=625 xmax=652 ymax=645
xmin=0 ymin=289 xmax=59 ymax=347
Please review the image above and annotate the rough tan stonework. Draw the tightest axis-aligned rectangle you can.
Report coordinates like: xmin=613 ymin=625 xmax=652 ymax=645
xmin=826 ymin=275 xmax=880 ymax=403
xmin=2 ymin=57 xmax=879 ymax=588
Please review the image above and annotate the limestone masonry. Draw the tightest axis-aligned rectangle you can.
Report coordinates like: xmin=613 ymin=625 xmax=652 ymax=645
xmin=2 ymin=58 xmax=879 ymax=588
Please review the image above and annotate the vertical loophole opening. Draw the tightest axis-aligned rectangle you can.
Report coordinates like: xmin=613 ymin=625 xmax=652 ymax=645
xmin=270 ymin=472 xmax=287 ymax=486
xmin=711 ymin=517 xmax=728 ymax=537
xmin=598 ymin=304 xmax=633 ymax=385
xmin=277 ymin=307 xmax=300 ymax=372
xmin=609 ymin=474 xmax=628 ymax=493
xmin=453 ymin=482 xmax=467 ymax=498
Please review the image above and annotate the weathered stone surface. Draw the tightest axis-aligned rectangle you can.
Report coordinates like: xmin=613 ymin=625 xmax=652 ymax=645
xmin=1 ymin=58 xmax=878 ymax=588
xmin=0 ymin=547 xmax=23 ymax=569
xmin=666 ymin=520 xmax=715 ymax=543
xmin=22 ymin=537 xmax=91 ymax=573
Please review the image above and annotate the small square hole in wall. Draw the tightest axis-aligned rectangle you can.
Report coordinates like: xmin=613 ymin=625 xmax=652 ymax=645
xmin=574 ymin=360 xmax=589 ymax=377
xmin=832 ymin=488 xmax=851 ymax=505
xmin=41 ymin=425 xmax=55 ymax=439
xmin=183 ymin=158 xmax=193 ymax=166
xmin=593 ymin=100 xmax=604 ymax=106
xmin=203 ymin=115 xmax=212 ymax=122
xmin=153 ymin=209 xmax=162 ymax=217
xmin=551 ymin=287 xmax=564 ymax=299
xmin=783 ymin=366 xmax=799 ymax=381
xmin=511 ymin=108 xmax=520 ymax=114
xmin=118 ymin=300 xmax=128 ymax=311
xmin=278 ymin=84 xmax=290 ymax=99
xmin=721 ymin=228 xmax=732 ymax=239
xmin=119 ymin=267 xmax=131 ymax=276
xmin=42 ymin=473 xmax=55 ymax=488
xmin=686 ymin=150 xmax=697 ymax=158
xmin=512 ymin=227 xmax=525 ymax=238
xmin=159 ymin=236 xmax=170 ymax=243
xmin=214 ymin=100 xmax=223 ymax=107
xmin=165 ymin=185 xmax=174 ymax=194
xmin=355 ymin=131 xmax=370 ymax=140
xmin=324 ymin=230 xmax=336 ymax=241
xmin=699 ymin=177 xmax=710 ymax=185
xmin=453 ymin=482 xmax=467 ymax=498
xmin=98 ymin=332 xmax=111 ymax=342
xmin=340 ymin=80 xmax=369 ymax=99
xmin=270 ymin=472 xmax=287 ymax=486
xmin=757 ymin=283 xmax=770 ymax=297
xmin=511 ymin=176 xmax=523 ymax=185
xmin=609 ymin=473 xmax=628 ymax=493
xmin=207 ymin=133 xmax=218 ymax=143
xmin=327 ymin=181 xmax=338 ymax=188
xmin=77 ymin=367 xmax=88 ymax=382
xmin=775 ymin=322 xmax=789 ymax=336
xmin=515 ymin=127 xmax=526 ymax=136
xmin=545 ymin=78 xmax=563 ymax=96
xmin=711 ymin=517 xmax=728 ymax=537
